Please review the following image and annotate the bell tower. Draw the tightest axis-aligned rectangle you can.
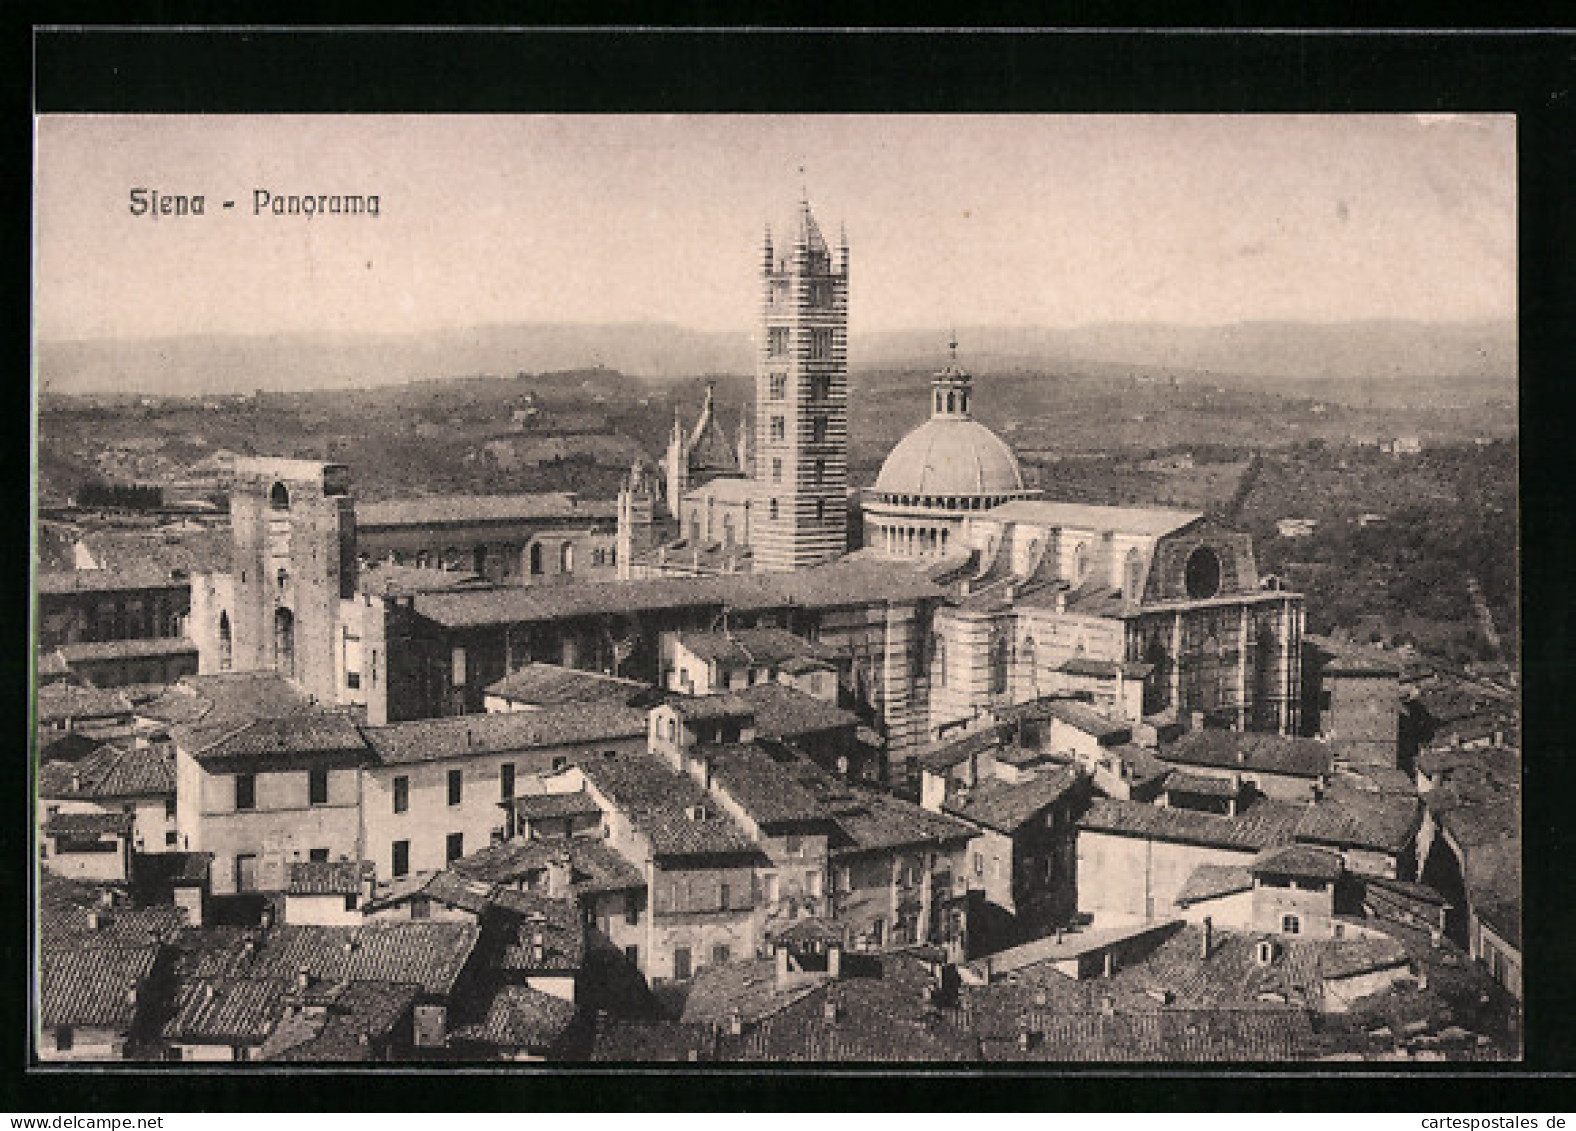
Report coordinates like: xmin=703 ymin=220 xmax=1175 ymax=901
xmin=753 ymin=198 xmax=849 ymax=571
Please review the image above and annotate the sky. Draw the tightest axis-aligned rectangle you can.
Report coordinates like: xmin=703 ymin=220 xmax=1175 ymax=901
xmin=33 ymin=114 xmax=1516 ymax=342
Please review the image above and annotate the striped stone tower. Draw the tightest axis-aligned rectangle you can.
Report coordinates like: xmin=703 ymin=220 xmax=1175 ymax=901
xmin=752 ymin=197 xmax=849 ymax=571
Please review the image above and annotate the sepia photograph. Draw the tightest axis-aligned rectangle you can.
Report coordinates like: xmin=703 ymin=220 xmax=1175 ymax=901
xmin=31 ymin=109 xmax=1521 ymax=1068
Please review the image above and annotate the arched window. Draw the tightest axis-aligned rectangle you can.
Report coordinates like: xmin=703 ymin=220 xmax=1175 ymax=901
xmin=1185 ymin=545 xmax=1223 ymax=599
xmin=218 ymin=611 xmax=232 ymax=672
xmin=529 ymin=543 xmax=544 ymax=575
xmin=269 ymin=482 xmax=290 ymax=511
xmin=990 ymin=632 xmax=1010 ymax=696
xmin=1125 ymin=548 xmax=1144 ymax=600
xmin=931 ymin=633 xmax=947 ymax=688
xmin=274 ymin=607 xmax=296 ymax=678
xmin=560 ymin=543 xmax=575 ymax=573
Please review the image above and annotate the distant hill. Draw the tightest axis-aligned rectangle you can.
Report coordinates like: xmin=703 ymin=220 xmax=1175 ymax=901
xmin=35 ymin=318 xmax=1515 ymax=397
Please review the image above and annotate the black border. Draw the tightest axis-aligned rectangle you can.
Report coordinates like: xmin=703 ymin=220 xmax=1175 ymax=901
xmin=15 ymin=19 xmax=1576 ymax=1113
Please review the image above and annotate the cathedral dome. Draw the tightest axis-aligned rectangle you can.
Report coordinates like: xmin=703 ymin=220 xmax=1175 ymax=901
xmin=873 ymin=416 xmax=1025 ymax=499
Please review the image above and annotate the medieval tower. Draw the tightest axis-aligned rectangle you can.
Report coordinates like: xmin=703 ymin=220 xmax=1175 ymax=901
xmin=752 ymin=198 xmax=849 ymax=571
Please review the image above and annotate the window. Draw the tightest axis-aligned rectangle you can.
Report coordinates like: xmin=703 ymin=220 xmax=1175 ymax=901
xmin=309 ymin=767 xmax=329 ymax=806
xmin=814 ymin=458 xmax=825 ymax=485
xmin=770 ymin=416 xmax=785 ymax=442
xmin=446 ymin=832 xmax=464 ymax=863
xmin=1185 ymin=545 xmax=1223 ymax=600
xmin=276 ymin=567 xmax=289 ymax=588
xmin=553 ymin=755 xmax=568 ymax=772
xmin=772 ymin=458 xmax=783 ymax=483
xmin=218 ymin=611 xmax=232 ymax=671
xmin=769 ymin=499 xmax=779 ymax=521
xmin=500 ymin=763 xmax=515 ymax=800
xmin=1281 ymin=914 xmax=1301 ymax=936
xmin=273 ymin=607 xmax=295 ymax=678
xmin=448 ymin=769 xmax=463 ymax=806
xmin=785 ymin=834 xmax=803 ymax=856
xmin=625 ymin=892 xmax=640 ymax=925
xmin=712 ymin=943 xmax=731 ymax=967
xmin=343 ymin=894 xmax=359 ymax=912
xmin=270 ymin=481 xmax=291 ymax=510
xmin=392 ymin=840 xmax=410 ymax=878
xmin=973 ymin=852 xmax=984 ymax=877
xmin=235 ymin=774 xmax=256 ymax=811
xmin=764 ymin=873 xmax=780 ymax=902
xmin=1124 ymin=548 xmax=1144 ymax=600
xmin=165 ymin=797 xmax=177 ymax=819
xmin=55 ymin=1027 xmax=73 ymax=1052
xmin=768 ymin=327 xmax=790 ymax=356
xmin=673 ymin=947 xmax=692 ymax=981
xmin=990 ymin=633 xmax=1010 ymax=695
xmin=836 ymin=866 xmax=852 ymax=894
xmin=393 ymin=776 xmax=409 ymax=814
xmin=811 ymin=416 xmax=828 ymax=445
xmin=719 ymin=882 xmax=731 ymax=910
xmin=529 ymin=543 xmax=544 ymax=575
xmin=165 ymin=830 xmax=178 ymax=847
xmin=770 ymin=372 xmax=787 ymax=399
xmin=815 ymin=499 xmax=826 ymax=523
xmin=809 ymin=328 xmax=832 ymax=359
xmin=560 ymin=543 xmax=575 ymax=573
xmin=932 ymin=633 xmax=947 ymax=688
xmin=1072 ymin=543 xmax=1089 ymax=585
xmin=410 ymin=896 xmax=430 ymax=920
xmin=810 ymin=374 xmax=831 ymax=401
xmin=807 ymin=871 xmax=823 ymax=898
xmin=624 ymin=944 xmax=639 ymax=967
xmin=309 ymin=848 xmax=330 ymax=863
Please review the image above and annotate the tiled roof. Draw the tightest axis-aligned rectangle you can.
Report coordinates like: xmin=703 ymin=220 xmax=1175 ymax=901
xmin=665 ymin=693 xmax=757 ymax=722
xmin=39 ymin=741 xmax=175 ymax=799
xmin=264 ymin=980 xmax=421 ymax=1062
xmin=364 ymin=703 xmax=648 ymax=765
xmin=38 ymin=872 xmax=188 ymax=947
xmin=705 ymin=742 xmax=836 ymax=828
xmin=357 ymin=563 xmax=489 ymax=597
xmin=1461 ymin=835 xmax=1521 ymax=949
xmin=38 ymin=649 xmax=72 ymax=678
xmin=357 ymin=493 xmax=617 ymax=528
xmin=36 ymin=682 xmax=133 ymax=724
xmin=364 ymin=869 xmax=498 ymax=917
xmin=58 ymin=637 xmax=198 ymax=663
xmin=497 ymin=893 xmax=586 ymax=974
xmin=75 ymin=527 xmax=231 ymax=577
xmin=1161 ymin=731 xmax=1334 ymax=779
xmin=44 ymin=810 xmax=136 ymax=837
xmin=588 ymin=1018 xmax=718 ymax=1062
xmin=977 ymin=1006 xmax=1315 ymax=1062
xmin=505 ymin=790 xmax=604 ymax=821
xmin=944 ymin=766 xmax=1082 ymax=834
xmin=675 ymin=628 xmax=839 ymax=666
xmin=449 ymin=836 xmax=644 ymax=895
xmin=1005 ymin=698 xmax=1131 ymax=741
xmin=1251 ymin=844 xmax=1344 ymax=881
xmin=820 ymin=784 xmax=978 ymax=858
xmin=450 ymin=984 xmax=578 ymax=1050
xmin=286 ymin=860 xmax=369 ymax=897
xmin=413 ymin=558 xmax=944 ymax=629
xmin=914 ymin=724 xmax=1011 ymax=774
xmin=735 ymin=682 xmax=858 ymax=739
xmin=37 ymin=566 xmax=189 ymax=594
xmin=170 ymin=922 xmax=480 ymax=997
xmin=1054 ymin=657 xmax=1154 ymax=680
xmin=1318 ymin=935 xmax=1411 ymax=981
xmin=1361 ymin=874 xmax=1450 ymax=907
xmin=780 ymin=655 xmax=836 ymax=675
xmin=186 ymin=712 xmax=370 ymax=766
xmin=140 ymin=672 xmax=308 ymax=729
xmin=982 ymin=499 xmax=1202 ymax=538
xmin=1079 ymin=797 xmax=1304 ymax=853
xmin=484 ymin=662 xmax=650 ymax=706
xmin=39 ymin=944 xmax=160 ymax=1029
xmin=1165 ymin=770 xmax=1239 ymax=799
xmin=1295 ymin=794 xmax=1419 ymax=855
xmin=164 ymin=977 xmax=292 ymax=1045
xmin=579 ymin=753 xmax=759 ymax=859
xmin=1174 ymin=864 xmax=1255 ymax=906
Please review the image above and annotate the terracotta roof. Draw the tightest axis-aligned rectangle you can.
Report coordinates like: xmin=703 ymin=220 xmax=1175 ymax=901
xmin=977 ymin=1006 xmax=1315 ymax=1062
xmin=1251 ymin=844 xmax=1344 ymax=882
xmin=58 ymin=637 xmax=198 ymax=663
xmin=449 ymin=836 xmax=644 ymax=895
xmin=38 ymin=873 xmax=188 ymax=947
xmin=357 ymin=493 xmax=617 ymax=529
xmin=1005 ymin=698 xmax=1131 ymax=741
xmin=821 ymin=783 xmax=978 ymax=858
xmin=665 ymin=693 xmax=757 ymax=722
xmin=505 ymin=790 xmax=604 ymax=821
xmin=1165 ymin=770 xmax=1239 ymax=799
xmin=286 ymin=861 xmax=369 ymax=897
xmin=44 ymin=810 xmax=136 ymax=837
xmin=141 ymin=672 xmax=308 ymax=730
xmin=984 ymin=499 xmax=1203 ymax=538
xmin=1175 ymin=864 xmax=1255 ymax=906
xmin=450 ymin=984 xmax=578 ymax=1050
xmin=170 ymin=922 xmax=480 ymax=997
xmin=265 ymin=980 xmax=421 ymax=1062
xmin=735 ymin=682 xmax=858 ymax=740
xmin=675 ymin=628 xmax=839 ymax=667
xmin=364 ymin=869 xmax=501 ymax=917
xmin=36 ymin=682 xmax=133 ymax=724
xmin=186 ymin=712 xmax=370 ymax=766
xmin=39 ymin=741 xmax=175 ymax=799
xmin=1161 ymin=731 xmax=1334 ymax=779
xmin=357 ymin=563 xmax=489 ymax=597
xmin=588 ymin=1018 xmax=718 ymax=1062
xmin=1461 ymin=835 xmax=1521 ymax=949
xmin=497 ymin=893 xmax=586 ymax=974
xmin=164 ymin=977 xmax=292 ymax=1045
xmin=1295 ymin=794 xmax=1419 ymax=855
xmin=914 ymin=724 xmax=1011 ymax=774
xmin=74 ymin=527 xmax=231 ymax=577
xmin=37 ymin=566 xmax=189 ymax=594
xmin=364 ymin=704 xmax=648 ymax=766
xmin=412 ymin=558 xmax=943 ymax=629
xmin=579 ymin=753 xmax=759 ymax=859
xmin=705 ymin=742 xmax=836 ymax=828
xmin=484 ymin=662 xmax=651 ymax=707
xmin=1318 ymin=935 xmax=1411 ymax=981
xmin=39 ymin=944 xmax=159 ymax=1029
xmin=1079 ymin=797 xmax=1304 ymax=853
xmin=944 ymin=765 xmax=1082 ymax=834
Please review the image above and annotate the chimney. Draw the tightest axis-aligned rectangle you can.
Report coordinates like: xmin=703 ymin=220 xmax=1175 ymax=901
xmin=1016 ymin=1025 xmax=1034 ymax=1051
xmin=827 ymin=942 xmax=842 ymax=980
xmin=774 ymin=944 xmax=792 ymax=990
xmin=728 ymin=1010 xmax=744 ymax=1037
xmin=1201 ymin=916 xmax=1213 ymax=960
xmin=531 ymin=932 xmax=547 ymax=965
xmin=1100 ymin=995 xmax=1115 ymax=1017
xmin=822 ymin=998 xmax=840 ymax=1023
xmin=296 ymin=967 xmax=311 ymax=992
xmin=86 ymin=910 xmax=103 ymax=931
xmin=1191 ymin=711 xmax=1205 ymax=733
xmin=260 ymin=905 xmax=275 ymax=929
xmin=125 ymin=987 xmax=138 ymax=1007
xmin=1102 ymin=950 xmax=1115 ymax=979
xmin=70 ymin=770 xmax=82 ymax=793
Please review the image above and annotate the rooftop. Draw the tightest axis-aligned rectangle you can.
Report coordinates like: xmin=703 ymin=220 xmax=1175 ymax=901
xmin=412 ymin=558 xmax=944 ymax=630
xmin=36 ymin=682 xmax=133 ymax=724
xmin=39 ymin=944 xmax=160 ymax=1030
xmin=286 ymin=860 xmax=370 ymax=897
xmin=264 ymin=980 xmax=421 ymax=1062
xmin=356 ymin=492 xmax=617 ymax=529
xmin=363 ymin=702 xmax=649 ymax=765
xmin=705 ymin=742 xmax=836 ymax=828
xmin=37 ymin=565 xmax=190 ymax=594
xmin=982 ymin=499 xmax=1203 ymax=539
xmin=450 ymin=836 xmax=644 ymax=895
xmin=58 ymin=636 xmax=199 ymax=663
xmin=579 ymin=753 xmax=759 ymax=859
xmin=944 ymin=765 xmax=1083 ymax=834
xmin=357 ymin=563 xmax=489 ymax=597
xmin=484 ymin=662 xmax=651 ymax=707
xmin=39 ymin=740 xmax=175 ymax=799
xmin=449 ymin=984 xmax=578 ymax=1051
xmin=1160 ymin=731 xmax=1334 ymax=779
xmin=1295 ymin=794 xmax=1420 ymax=855
xmin=184 ymin=712 xmax=370 ymax=767
xmin=734 ymin=681 xmax=858 ymax=740
xmin=914 ymin=724 xmax=1011 ymax=774
xmin=1079 ymin=797 xmax=1305 ymax=853
xmin=43 ymin=810 xmax=136 ymax=838
xmin=675 ymin=627 xmax=841 ymax=667
xmin=664 ymin=693 xmax=757 ymax=722
xmin=1002 ymin=697 xmax=1131 ymax=741
xmin=1174 ymin=864 xmax=1255 ymax=907
xmin=504 ymin=790 xmax=604 ymax=821
xmin=1251 ymin=844 xmax=1345 ymax=882
xmin=1164 ymin=770 xmax=1240 ymax=799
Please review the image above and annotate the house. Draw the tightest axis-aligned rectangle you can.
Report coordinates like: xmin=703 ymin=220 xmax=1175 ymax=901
xmin=36 ymin=681 xmax=135 ymax=738
xmin=482 ymin=662 xmax=654 ymax=713
xmin=1302 ymin=636 xmax=1402 ymax=768
xmin=666 ymin=627 xmax=844 ymax=696
xmin=732 ymin=681 xmax=863 ymax=774
xmin=1248 ymin=844 xmax=1343 ymax=937
xmin=38 ymin=943 xmax=162 ymax=1061
xmin=38 ymin=737 xmax=177 ymax=854
xmin=40 ymin=811 xmax=136 ymax=884
xmin=261 ymin=980 xmax=421 ymax=1062
xmin=282 ymin=860 xmax=375 ymax=926
xmin=56 ymin=636 xmax=200 ymax=689
xmin=1156 ymin=730 xmax=1333 ymax=802
xmin=447 ymin=984 xmax=580 ymax=1061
